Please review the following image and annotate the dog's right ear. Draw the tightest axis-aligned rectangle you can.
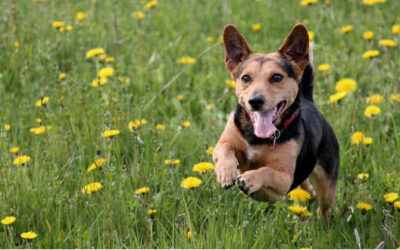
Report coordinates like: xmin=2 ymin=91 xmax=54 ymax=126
xmin=223 ymin=25 xmax=253 ymax=73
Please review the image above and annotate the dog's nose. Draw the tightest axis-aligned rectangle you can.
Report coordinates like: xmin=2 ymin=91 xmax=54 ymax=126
xmin=248 ymin=95 xmax=265 ymax=110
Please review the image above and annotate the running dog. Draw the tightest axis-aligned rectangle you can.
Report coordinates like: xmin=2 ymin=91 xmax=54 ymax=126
xmin=213 ymin=24 xmax=340 ymax=223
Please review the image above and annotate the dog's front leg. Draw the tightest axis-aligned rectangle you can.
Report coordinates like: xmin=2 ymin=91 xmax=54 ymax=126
xmin=213 ymin=142 xmax=239 ymax=189
xmin=236 ymin=166 xmax=293 ymax=200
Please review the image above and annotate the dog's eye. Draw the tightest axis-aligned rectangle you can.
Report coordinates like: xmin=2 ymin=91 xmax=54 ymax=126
xmin=270 ymin=73 xmax=283 ymax=83
xmin=241 ymin=75 xmax=251 ymax=83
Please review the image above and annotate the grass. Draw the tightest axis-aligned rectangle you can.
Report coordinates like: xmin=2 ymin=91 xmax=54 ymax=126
xmin=0 ymin=0 xmax=399 ymax=248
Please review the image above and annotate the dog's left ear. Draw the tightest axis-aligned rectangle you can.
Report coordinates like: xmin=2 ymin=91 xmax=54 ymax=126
xmin=278 ymin=24 xmax=309 ymax=71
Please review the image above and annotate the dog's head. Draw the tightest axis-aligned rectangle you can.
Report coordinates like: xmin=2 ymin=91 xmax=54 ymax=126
xmin=223 ymin=24 xmax=309 ymax=139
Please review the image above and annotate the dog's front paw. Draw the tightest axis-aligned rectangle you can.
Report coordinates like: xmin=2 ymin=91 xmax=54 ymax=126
xmin=215 ymin=161 xmax=238 ymax=189
xmin=236 ymin=171 xmax=263 ymax=195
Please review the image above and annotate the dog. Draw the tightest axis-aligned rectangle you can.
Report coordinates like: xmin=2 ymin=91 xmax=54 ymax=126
xmin=213 ymin=24 xmax=340 ymax=224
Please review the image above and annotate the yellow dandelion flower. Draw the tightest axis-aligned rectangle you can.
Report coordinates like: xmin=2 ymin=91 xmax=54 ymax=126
xmin=98 ymin=67 xmax=115 ymax=78
xmin=105 ymin=57 xmax=115 ymax=63
xmin=119 ymin=77 xmax=131 ymax=83
xmin=288 ymin=205 xmax=307 ymax=215
xmin=351 ymin=131 xmax=364 ymax=144
xmin=206 ymin=146 xmax=214 ymax=155
xmin=164 ymin=159 xmax=180 ymax=165
xmin=181 ymin=121 xmax=191 ymax=127
xmin=132 ymin=11 xmax=145 ymax=19
xmin=20 ymin=231 xmax=38 ymax=240
xmin=66 ymin=25 xmax=73 ymax=31
xmin=206 ymin=36 xmax=214 ymax=42
xmin=252 ymin=23 xmax=261 ymax=31
xmin=192 ymin=162 xmax=215 ymax=173
xmin=29 ymin=126 xmax=52 ymax=135
xmin=362 ymin=0 xmax=383 ymax=5
xmin=87 ymin=158 xmax=106 ymax=172
xmin=301 ymin=0 xmax=318 ymax=6
xmin=206 ymin=104 xmax=214 ymax=110
xmin=86 ymin=48 xmax=105 ymax=59
xmin=145 ymin=0 xmax=158 ymax=9
xmin=75 ymin=12 xmax=87 ymax=21
xmin=362 ymin=50 xmax=380 ymax=59
xmin=335 ymin=78 xmax=357 ymax=93
xmin=177 ymin=57 xmax=196 ymax=64
xmin=13 ymin=155 xmax=31 ymax=166
xmin=102 ymin=129 xmax=120 ymax=138
xmin=384 ymin=192 xmax=399 ymax=203
xmin=288 ymin=188 xmax=311 ymax=202
xmin=177 ymin=94 xmax=184 ymax=101
xmin=392 ymin=24 xmax=400 ymax=34
xmin=35 ymin=96 xmax=50 ymax=107
xmin=36 ymin=118 xmax=42 ymax=124
xmin=187 ymin=231 xmax=192 ymax=240
xmin=91 ymin=77 xmax=108 ymax=87
xmin=390 ymin=94 xmax=400 ymax=102
xmin=98 ymin=54 xmax=106 ymax=62
xmin=340 ymin=25 xmax=353 ymax=34
xmin=129 ymin=119 xmax=146 ymax=132
xmin=379 ymin=39 xmax=397 ymax=47
xmin=4 ymin=124 xmax=11 ymax=131
xmin=1 ymin=216 xmax=16 ymax=226
xmin=0 ymin=73 xmax=2 ymax=78
xmin=366 ymin=94 xmax=383 ymax=104
xmin=155 ymin=124 xmax=165 ymax=131
xmin=357 ymin=173 xmax=369 ymax=181
xmin=394 ymin=201 xmax=400 ymax=210
xmin=181 ymin=177 xmax=202 ymax=189
xmin=82 ymin=182 xmax=103 ymax=194
xmin=14 ymin=41 xmax=20 ymax=48
xmin=225 ymin=79 xmax=236 ymax=89
xmin=308 ymin=31 xmax=314 ymax=41
xmin=363 ymin=31 xmax=374 ymax=40
xmin=357 ymin=202 xmax=372 ymax=213
xmin=364 ymin=105 xmax=381 ymax=117
xmin=134 ymin=187 xmax=150 ymax=195
xmin=59 ymin=73 xmax=66 ymax=80
xmin=52 ymin=21 xmax=64 ymax=29
xmin=362 ymin=137 xmax=373 ymax=145
xmin=10 ymin=147 xmax=20 ymax=154
xmin=318 ymin=64 xmax=330 ymax=72
xmin=147 ymin=209 xmax=157 ymax=216
xmin=300 ymin=210 xmax=313 ymax=218
xmin=328 ymin=91 xmax=348 ymax=103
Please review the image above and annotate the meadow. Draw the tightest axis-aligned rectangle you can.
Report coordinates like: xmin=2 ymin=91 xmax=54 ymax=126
xmin=0 ymin=0 xmax=400 ymax=248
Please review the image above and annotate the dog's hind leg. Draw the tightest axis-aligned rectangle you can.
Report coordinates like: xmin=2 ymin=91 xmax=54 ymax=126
xmin=300 ymin=178 xmax=316 ymax=198
xmin=310 ymin=164 xmax=337 ymax=226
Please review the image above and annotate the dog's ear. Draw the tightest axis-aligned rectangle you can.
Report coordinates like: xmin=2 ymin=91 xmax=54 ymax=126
xmin=223 ymin=25 xmax=253 ymax=73
xmin=278 ymin=24 xmax=309 ymax=71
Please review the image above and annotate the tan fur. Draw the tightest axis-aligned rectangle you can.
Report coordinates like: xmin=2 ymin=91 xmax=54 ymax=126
xmin=310 ymin=164 xmax=336 ymax=225
xmin=214 ymin=113 xmax=301 ymax=201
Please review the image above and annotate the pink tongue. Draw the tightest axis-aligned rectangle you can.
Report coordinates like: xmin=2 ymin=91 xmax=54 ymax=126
xmin=253 ymin=110 xmax=277 ymax=138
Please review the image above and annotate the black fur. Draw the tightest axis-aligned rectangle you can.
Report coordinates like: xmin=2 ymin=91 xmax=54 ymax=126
xmin=234 ymin=62 xmax=339 ymax=191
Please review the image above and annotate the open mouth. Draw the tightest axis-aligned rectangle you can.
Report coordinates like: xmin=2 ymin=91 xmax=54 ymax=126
xmin=248 ymin=101 xmax=287 ymax=139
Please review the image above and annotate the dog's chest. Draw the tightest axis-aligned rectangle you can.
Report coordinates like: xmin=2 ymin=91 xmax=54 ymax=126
xmin=236 ymin=136 xmax=300 ymax=173
xmin=237 ymin=137 xmax=270 ymax=169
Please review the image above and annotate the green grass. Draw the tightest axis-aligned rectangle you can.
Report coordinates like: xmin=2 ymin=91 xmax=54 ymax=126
xmin=0 ymin=0 xmax=399 ymax=248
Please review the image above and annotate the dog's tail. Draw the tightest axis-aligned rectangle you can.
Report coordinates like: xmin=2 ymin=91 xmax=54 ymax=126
xmin=299 ymin=41 xmax=315 ymax=101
